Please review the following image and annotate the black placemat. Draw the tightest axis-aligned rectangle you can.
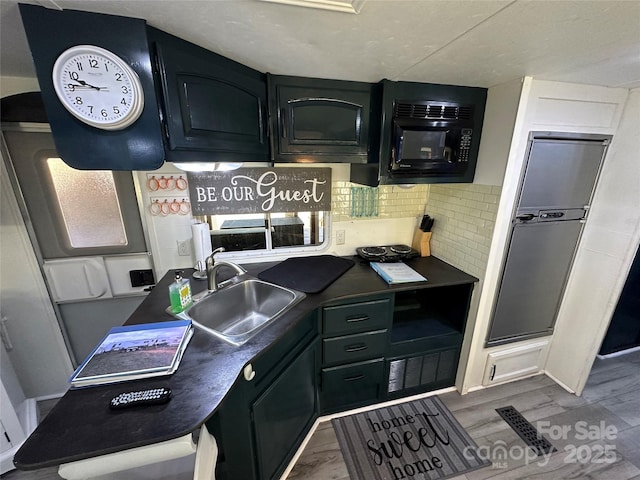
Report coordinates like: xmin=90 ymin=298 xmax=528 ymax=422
xmin=257 ymin=255 xmax=354 ymax=293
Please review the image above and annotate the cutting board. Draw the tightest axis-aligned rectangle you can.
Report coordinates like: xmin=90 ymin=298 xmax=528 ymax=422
xmin=258 ymin=255 xmax=354 ymax=293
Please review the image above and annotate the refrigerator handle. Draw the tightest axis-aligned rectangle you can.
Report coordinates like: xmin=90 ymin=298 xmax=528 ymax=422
xmin=516 ymin=213 xmax=537 ymax=222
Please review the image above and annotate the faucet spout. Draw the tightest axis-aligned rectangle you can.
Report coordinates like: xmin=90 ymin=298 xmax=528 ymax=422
xmin=205 ymin=247 xmax=225 ymax=291
xmin=207 ymin=261 xmax=247 ymax=292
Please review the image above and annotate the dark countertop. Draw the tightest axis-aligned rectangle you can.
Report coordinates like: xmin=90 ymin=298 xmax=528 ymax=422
xmin=13 ymin=255 xmax=477 ymax=470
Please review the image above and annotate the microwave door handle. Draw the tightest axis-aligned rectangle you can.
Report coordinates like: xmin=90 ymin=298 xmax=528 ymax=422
xmin=444 ymin=147 xmax=452 ymax=163
xmin=397 ymin=135 xmax=403 ymax=162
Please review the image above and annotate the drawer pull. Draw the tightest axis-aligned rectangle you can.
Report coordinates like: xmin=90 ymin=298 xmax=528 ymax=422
xmin=344 ymin=344 xmax=367 ymax=353
xmin=346 ymin=315 xmax=369 ymax=323
xmin=343 ymin=374 xmax=365 ymax=382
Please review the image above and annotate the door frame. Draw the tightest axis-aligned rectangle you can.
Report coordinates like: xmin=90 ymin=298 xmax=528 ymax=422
xmin=1 ymin=122 xmax=156 ymax=364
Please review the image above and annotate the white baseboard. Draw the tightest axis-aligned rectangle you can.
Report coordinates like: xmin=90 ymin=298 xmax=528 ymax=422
xmin=0 ymin=397 xmax=38 ymax=475
xmin=544 ymin=370 xmax=576 ymax=394
xmin=18 ymin=397 xmax=38 ymax=435
xmin=596 ymin=345 xmax=640 ymax=359
xmin=34 ymin=392 xmax=66 ymax=402
xmin=1 ymin=444 xmax=21 ymax=475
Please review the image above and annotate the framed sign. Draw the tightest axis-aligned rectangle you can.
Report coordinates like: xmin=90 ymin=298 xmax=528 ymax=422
xmin=187 ymin=168 xmax=331 ymax=216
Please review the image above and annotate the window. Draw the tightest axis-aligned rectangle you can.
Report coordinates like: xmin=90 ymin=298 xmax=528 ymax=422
xmin=3 ymin=128 xmax=147 ymax=258
xmin=46 ymin=158 xmax=128 ymax=248
xmin=197 ymin=211 xmax=327 ymax=252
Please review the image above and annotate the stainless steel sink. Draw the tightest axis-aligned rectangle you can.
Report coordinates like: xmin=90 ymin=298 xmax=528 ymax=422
xmin=172 ymin=275 xmax=305 ymax=345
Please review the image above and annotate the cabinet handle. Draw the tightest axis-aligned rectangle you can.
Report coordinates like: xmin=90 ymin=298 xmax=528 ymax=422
xmin=344 ymin=344 xmax=367 ymax=353
xmin=346 ymin=316 xmax=369 ymax=323
xmin=281 ymin=108 xmax=287 ymax=139
xmin=343 ymin=374 xmax=365 ymax=382
xmin=489 ymin=364 xmax=496 ymax=381
xmin=244 ymin=364 xmax=256 ymax=382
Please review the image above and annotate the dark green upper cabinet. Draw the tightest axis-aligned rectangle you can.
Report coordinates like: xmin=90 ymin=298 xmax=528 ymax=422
xmin=148 ymin=28 xmax=269 ymax=163
xmin=268 ymin=75 xmax=379 ymax=163
xmin=18 ymin=5 xmax=165 ymax=171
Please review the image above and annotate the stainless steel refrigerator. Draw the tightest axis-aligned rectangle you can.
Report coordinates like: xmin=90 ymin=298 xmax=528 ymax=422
xmin=486 ymin=132 xmax=612 ymax=346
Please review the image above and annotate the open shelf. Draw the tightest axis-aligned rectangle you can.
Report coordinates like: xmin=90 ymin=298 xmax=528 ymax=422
xmin=387 ymin=285 xmax=471 ymax=356
xmin=390 ymin=311 xmax=459 ymax=344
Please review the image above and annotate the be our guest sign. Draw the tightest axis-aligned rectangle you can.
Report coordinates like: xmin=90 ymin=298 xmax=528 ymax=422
xmin=187 ymin=168 xmax=331 ymax=215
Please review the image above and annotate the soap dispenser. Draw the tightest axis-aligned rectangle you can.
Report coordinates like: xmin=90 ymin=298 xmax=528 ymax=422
xmin=169 ymin=270 xmax=193 ymax=313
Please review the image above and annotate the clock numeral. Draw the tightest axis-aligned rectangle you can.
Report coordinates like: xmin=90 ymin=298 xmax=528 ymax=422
xmin=70 ymin=71 xmax=80 ymax=81
xmin=76 ymin=61 xmax=83 ymax=71
xmin=88 ymin=106 xmax=94 ymax=114
xmin=101 ymin=109 xmax=108 ymax=117
xmin=113 ymin=106 xmax=120 ymax=115
xmin=104 ymin=63 xmax=109 ymax=72
xmin=115 ymin=73 xmax=123 ymax=81
xmin=121 ymin=86 xmax=129 ymax=94
xmin=67 ymin=84 xmax=76 ymax=92
xmin=121 ymin=98 xmax=127 ymax=106
xmin=89 ymin=59 xmax=99 ymax=69
xmin=75 ymin=96 xmax=83 ymax=105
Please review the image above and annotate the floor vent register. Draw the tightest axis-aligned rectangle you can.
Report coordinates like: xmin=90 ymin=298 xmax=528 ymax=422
xmin=495 ymin=405 xmax=556 ymax=456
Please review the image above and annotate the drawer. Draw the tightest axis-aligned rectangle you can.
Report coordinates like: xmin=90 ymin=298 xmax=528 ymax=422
xmin=321 ymin=358 xmax=384 ymax=413
xmin=323 ymin=330 xmax=387 ymax=366
xmin=323 ymin=298 xmax=391 ymax=336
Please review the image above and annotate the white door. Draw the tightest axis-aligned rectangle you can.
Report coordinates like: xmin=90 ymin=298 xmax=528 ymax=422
xmin=2 ymin=126 xmax=154 ymax=363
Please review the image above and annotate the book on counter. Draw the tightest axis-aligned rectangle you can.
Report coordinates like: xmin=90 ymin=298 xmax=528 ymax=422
xmin=69 ymin=319 xmax=193 ymax=388
xmin=370 ymin=261 xmax=428 ymax=285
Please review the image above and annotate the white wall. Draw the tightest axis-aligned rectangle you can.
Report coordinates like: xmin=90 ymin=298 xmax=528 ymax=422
xmin=1 ymin=80 xmax=72 ymax=398
xmin=546 ymin=88 xmax=640 ymax=394
xmin=0 ymin=77 xmax=40 ymax=98
xmin=0 ymin=157 xmax=72 ymax=398
xmin=461 ymin=79 xmax=630 ymax=393
xmin=473 ymin=77 xmax=524 ymax=186
xmin=134 ymin=162 xmax=424 ymax=281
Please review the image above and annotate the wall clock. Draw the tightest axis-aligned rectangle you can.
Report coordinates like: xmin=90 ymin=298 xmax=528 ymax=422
xmin=52 ymin=45 xmax=144 ymax=130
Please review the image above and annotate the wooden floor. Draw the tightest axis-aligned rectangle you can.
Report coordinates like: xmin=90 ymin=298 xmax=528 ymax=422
xmin=287 ymin=349 xmax=640 ymax=480
xmin=3 ymin=350 xmax=640 ymax=480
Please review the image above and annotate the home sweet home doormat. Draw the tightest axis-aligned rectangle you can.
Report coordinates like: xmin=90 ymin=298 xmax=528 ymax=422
xmin=332 ymin=396 xmax=489 ymax=480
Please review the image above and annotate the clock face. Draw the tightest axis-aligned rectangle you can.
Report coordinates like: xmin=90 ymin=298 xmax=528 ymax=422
xmin=52 ymin=45 xmax=144 ymax=130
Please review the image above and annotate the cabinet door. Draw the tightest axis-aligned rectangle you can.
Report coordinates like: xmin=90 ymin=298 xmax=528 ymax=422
xmin=269 ymin=75 xmax=375 ymax=163
xmin=151 ymin=28 xmax=269 ymax=163
xmin=252 ymin=339 xmax=318 ymax=480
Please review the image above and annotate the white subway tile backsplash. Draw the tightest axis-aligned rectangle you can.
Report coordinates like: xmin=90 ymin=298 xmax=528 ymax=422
xmin=425 ymin=184 xmax=502 ymax=278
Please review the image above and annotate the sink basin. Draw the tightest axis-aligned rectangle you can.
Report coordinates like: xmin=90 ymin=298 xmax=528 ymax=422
xmin=173 ymin=276 xmax=305 ymax=345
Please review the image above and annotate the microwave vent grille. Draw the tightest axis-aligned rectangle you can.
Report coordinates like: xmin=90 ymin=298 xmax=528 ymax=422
xmin=394 ymin=102 xmax=473 ymax=121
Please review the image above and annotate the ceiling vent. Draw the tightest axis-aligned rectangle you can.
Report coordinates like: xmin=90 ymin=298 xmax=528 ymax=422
xmin=394 ymin=102 xmax=474 ymax=121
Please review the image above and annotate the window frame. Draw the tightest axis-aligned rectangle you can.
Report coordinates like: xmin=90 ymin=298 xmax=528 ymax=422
xmin=196 ymin=211 xmax=332 ymax=261
xmin=3 ymin=126 xmax=147 ymax=259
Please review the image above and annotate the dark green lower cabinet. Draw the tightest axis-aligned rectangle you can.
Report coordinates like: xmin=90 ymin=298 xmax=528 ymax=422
xmin=212 ymin=283 xmax=474 ymax=478
xmin=252 ymin=339 xmax=318 ymax=480
xmin=209 ymin=313 xmax=318 ymax=480
xmin=320 ymin=358 xmax=385 ymax=413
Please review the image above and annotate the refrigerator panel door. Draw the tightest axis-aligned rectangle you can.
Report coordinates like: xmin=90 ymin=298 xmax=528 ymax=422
xmin=487 ymin=220 xmax=583 ymax=345
xmin=518 ymin=139 xmax=605 ymax=211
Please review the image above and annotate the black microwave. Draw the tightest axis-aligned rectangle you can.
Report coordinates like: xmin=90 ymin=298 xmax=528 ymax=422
xmin=389 ymin=101 xmax=475 ymax=176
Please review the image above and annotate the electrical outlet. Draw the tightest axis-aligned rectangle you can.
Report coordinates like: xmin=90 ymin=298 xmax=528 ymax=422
xmin=336 ymin=230 xmax=346 ymax=245
xmin=177 ymin=240 xmax=191 ymax=256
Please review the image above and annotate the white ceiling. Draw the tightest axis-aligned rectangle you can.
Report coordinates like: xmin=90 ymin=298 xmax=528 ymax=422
xmin=1 ymin=0 xmax=639 ymax=90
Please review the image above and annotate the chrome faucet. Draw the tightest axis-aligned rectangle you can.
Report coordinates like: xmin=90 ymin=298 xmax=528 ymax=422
xmin=205 ymin=247 xmax=247 ymax=292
